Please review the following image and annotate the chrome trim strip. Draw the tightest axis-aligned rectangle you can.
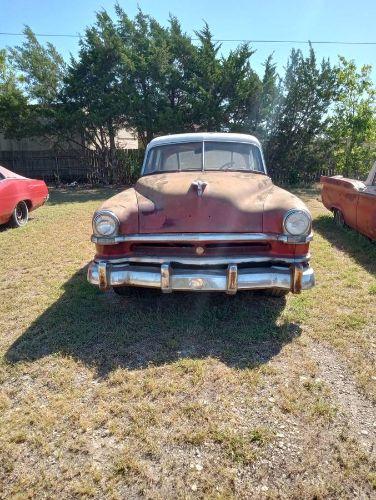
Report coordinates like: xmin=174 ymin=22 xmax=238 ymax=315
xmin=92 ymin=232 xmax=313 ymax=245
xmin=87 ymin=261 xmax=315 ymax=293
xmin=95 ymin=254 xmax=311 ymax=266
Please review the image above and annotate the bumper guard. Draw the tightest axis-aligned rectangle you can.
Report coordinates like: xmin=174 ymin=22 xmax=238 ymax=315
xmin=87 ymin=261 xmax=315 ymax=294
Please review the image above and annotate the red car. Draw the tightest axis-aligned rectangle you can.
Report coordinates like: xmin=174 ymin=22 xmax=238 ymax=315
xmin=0 ymin=166 xmax=49 ymax=228
xmin=321 ymin=162 xmax=376 ymax=241
xmin=87 ymin=133 xmax=315 ymax=296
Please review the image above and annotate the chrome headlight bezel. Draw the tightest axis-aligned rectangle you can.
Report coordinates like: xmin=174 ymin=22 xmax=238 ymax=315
xmin=283 ymin=209 xmax=312 ymax=236
xmin=92 ymin=210 xmax=120 ymax=237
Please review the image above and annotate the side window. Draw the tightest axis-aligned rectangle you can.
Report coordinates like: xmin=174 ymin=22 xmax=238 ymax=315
xmin=0 ymin=172 xmax=5 ymax=181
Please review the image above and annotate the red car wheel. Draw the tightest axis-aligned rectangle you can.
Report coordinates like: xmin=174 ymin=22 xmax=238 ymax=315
xmin=10 ymin=201 xmax=29 ymax=228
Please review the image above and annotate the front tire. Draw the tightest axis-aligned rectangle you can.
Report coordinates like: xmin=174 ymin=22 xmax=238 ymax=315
xmin=9 ymin=201 xmax=29 ymax=228
xmin=333 ymin=208 xmax=345 ymax=227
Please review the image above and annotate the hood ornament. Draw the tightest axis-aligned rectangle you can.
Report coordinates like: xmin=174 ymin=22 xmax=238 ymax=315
xmin=192 ymin=180 xmax=208 ymax=197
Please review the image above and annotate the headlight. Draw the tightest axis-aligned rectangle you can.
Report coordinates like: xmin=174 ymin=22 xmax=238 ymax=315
xmin=92 ymin=210 xmax=119 ymax=237
xmin=283 ymin=209 xmax=311 ymax=236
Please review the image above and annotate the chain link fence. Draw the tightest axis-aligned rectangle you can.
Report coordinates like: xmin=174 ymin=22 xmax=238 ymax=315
xmin=0 ymin=149 xmax=144 ymax=186
xmin=0 ymin=149 xmax=356 ymax=186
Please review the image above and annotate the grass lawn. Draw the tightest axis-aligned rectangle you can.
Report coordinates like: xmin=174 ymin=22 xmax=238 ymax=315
xmin=0 ymin=186 xmax=375 ymax=498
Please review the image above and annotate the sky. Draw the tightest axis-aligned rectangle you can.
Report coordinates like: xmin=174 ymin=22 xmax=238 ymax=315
xmin=1 ymin=0 xmax=376 ymax=81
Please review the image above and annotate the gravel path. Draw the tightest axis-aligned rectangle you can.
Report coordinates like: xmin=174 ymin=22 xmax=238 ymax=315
xmin=309 ymin=340 xmax=376 ymax=452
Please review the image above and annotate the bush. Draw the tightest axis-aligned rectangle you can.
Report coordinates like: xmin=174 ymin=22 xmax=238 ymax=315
xmin=114 ymin=149 xmax=144 ymax=185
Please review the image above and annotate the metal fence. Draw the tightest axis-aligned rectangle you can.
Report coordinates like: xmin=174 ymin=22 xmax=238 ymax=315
xmin=270 ymin=167 xmax=344 ymax=186
xmin=0 ymin=149 xmax=350 ymax=185
xmin=0 ymin=150 xmax=99 ymax=183
xmin=0 ymin=149 xmax=144 ymax=185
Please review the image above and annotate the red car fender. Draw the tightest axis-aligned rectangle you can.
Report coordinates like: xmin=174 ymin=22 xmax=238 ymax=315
xmin=0 ymin=166 xmax=49 ymax=225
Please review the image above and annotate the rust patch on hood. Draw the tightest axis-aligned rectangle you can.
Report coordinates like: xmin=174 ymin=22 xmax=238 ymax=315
xmin=135 ymin=171 xmax=273 ymax=233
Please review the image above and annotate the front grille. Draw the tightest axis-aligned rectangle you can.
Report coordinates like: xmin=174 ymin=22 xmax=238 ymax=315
xmin=130 ymin=241 xmax=271 ymax=258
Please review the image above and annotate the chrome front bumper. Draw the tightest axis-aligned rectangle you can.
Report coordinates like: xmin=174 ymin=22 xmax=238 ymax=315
xmin=92 ymin=232 xmax=313 ymax=245
xmin=87 ymin=261 xmax=315 ymax=294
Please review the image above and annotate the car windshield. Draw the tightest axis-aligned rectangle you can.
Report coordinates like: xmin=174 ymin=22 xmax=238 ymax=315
xmin=143 ymin=141 xmax=264 ymax=175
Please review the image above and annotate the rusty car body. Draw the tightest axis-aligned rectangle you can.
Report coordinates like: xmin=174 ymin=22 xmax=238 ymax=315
xmin=87 ymin=133 xmax=315 ymax=295
xmin=321 ymin=162 xmax=376 ymax=241
xmin=0 ymin=166 xmax=49 ymax=228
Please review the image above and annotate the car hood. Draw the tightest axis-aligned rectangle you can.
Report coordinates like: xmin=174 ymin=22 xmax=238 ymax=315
xmin=134 ymin=171 xmax=274 ymax=233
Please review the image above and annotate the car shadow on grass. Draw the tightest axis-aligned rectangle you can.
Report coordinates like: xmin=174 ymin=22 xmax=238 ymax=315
xmin=6 ymin=266 xmax=300 ymax=377
xmin=47 ymin=187 xmax=120 ymax=206
xmin=0 ymin=216 xmax=36 ymax=233
xmin=313 ymin=214 xmax=376 ymax=276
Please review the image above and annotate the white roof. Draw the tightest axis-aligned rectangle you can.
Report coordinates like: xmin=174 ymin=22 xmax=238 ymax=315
xmin=148 ymin=132 xmax=261 ymax=148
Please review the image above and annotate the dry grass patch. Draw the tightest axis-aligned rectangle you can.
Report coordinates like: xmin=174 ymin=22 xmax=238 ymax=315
xmin=0 ymin=186 xmax=375 ymax=498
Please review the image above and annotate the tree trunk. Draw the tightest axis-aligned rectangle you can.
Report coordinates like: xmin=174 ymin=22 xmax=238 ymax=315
xmin=108 ymin=119 xmax=116 ymax=184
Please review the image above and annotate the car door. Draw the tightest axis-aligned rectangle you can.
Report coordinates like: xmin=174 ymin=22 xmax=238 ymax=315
xmin=340 ymin=184 xmax=359 ymax=230
xmin=0 ymin=175 xmax=19 ymax=224
xmin=357 ymin=171 xmax=376 ymax=240
xmin=0 ymin=172 xmax=11 ymax=224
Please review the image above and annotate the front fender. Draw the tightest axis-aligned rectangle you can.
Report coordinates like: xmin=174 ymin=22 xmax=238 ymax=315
xmin=99 ymin=188 xmax=139 ymax=234
xmin=262 ymin=186 xmax=310 ymax=234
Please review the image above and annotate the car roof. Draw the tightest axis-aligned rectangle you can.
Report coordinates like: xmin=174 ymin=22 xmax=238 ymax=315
xmin=148 ymin=132 xmax=261 ymax=148
xmin=0 ymin=165 xmax=27 ymax=179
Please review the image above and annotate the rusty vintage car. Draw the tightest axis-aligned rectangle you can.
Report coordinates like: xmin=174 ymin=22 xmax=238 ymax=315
xmin=87 ymin=133 xmax=315 ymax=296
xmin=0 ymin=166 xmax=49 ymax=228
xmin=321 ymin=162 xmax=376 ymax=241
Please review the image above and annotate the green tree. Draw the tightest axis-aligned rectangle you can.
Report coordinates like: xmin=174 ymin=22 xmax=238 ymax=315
xmin=0 ymin=49 xmax=29 ymax=139
xmin=9 ymin=7 xmax=372 ymax=188
xmin=266 ymin=46 xmax=336 ymax=183
xmin=254 ymin=55 xmax=281 ymax=139
xmin=328 ymin=57 xmax=376 ymax=178
xmin=8 ymin=26 xmax=68 ymax=145
xmin=115 ymin=11 xmax=263 ymax=142
xmin=189 ymin=24 xmax=262 ymax=133
xmin=10 ymin=26 xmax=66 ymax=104
xmin=115 ymin=6 xmax=197 ymax=146
xmin=63 ymin=10 xmax=126 ymax=165
xmin=4 ymin=9 xmax=267 ymax=155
